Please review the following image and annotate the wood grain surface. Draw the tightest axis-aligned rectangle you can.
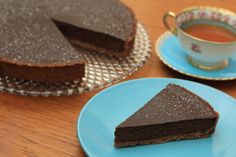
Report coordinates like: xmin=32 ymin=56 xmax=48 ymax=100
xmin=0 ymin=0 xmax=236 ymax=157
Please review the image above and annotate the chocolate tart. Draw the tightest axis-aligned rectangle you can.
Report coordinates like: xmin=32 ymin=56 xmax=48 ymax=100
xmin=114 ymin=84 xmax=219 ymax=148
xmin=0 ymin=0 xmax=136 ymax=83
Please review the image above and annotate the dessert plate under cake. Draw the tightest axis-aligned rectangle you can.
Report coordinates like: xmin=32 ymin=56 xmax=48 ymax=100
xmin=77 ymin=78 xmax=236 ymax=157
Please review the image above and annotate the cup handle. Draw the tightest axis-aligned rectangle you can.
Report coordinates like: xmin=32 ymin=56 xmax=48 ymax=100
xmin=163 ymin=11 xmax=177 ymax=36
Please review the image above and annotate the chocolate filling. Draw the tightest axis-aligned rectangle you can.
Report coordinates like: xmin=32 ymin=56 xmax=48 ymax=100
xmin=53 ymin=20 xmax=125 ymax=52
xmin=115 ymin=118 xmax=216 ymax=142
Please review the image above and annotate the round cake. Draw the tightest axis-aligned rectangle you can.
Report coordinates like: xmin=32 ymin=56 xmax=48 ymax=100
xmin=0 ymin=0 xmax=136 ymax=83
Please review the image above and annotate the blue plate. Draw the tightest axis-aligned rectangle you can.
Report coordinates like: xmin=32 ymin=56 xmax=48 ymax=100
xmin=156 ymin=32 xmax=236 ymax=80
xmin=77 ymin=78 xmax=236 ymax=157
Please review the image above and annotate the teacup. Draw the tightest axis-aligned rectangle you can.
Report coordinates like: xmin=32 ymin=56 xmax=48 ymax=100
xmin=163 ymin=6 xmax=236 ymax=70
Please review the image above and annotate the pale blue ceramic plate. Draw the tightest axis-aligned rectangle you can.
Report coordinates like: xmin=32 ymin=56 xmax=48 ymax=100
xmin=156 ymin=32 xmax=236 ymax=80
xmin=77 ymin=78 xmax=236 ymax=157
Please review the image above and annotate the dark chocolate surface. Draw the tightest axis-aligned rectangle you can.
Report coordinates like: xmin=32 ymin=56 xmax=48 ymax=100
xmin=0 ymin=15 xmax=83 ymax=65
xmin=118 ymin=84 xmax=218 ymax=128
xmin=46 ymin=0 xmax=135 ymax=41
xmin=0 ymin=0 xmax=135 ymax=64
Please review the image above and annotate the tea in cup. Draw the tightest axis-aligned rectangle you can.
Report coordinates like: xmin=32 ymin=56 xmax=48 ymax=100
xmin=163 ymin=6 xmax=236 ymax=70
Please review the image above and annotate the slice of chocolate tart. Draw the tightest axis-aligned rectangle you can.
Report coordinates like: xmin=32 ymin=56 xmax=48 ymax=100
xmin=114 ymin=84 xmax=219 ymax=148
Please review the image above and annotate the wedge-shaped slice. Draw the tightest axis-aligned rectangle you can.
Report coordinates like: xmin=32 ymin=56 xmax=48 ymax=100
xmin=115 ymin=84 xmax=219 ymax=148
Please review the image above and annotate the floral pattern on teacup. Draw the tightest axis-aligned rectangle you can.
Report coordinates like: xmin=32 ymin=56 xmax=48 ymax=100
xmin=176 ymin=8 xmax=236 ymax=29
xmin=191 ymin=43 xmax=201 ymax=53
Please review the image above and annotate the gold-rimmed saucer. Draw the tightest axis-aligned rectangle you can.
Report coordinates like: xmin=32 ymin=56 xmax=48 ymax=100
xmin=155 ymin=31 xmax=236 ymax=81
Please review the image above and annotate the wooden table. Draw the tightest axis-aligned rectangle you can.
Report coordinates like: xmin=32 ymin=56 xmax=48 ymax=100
xmin=0 ymin=0 xmax=236 ymax=156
